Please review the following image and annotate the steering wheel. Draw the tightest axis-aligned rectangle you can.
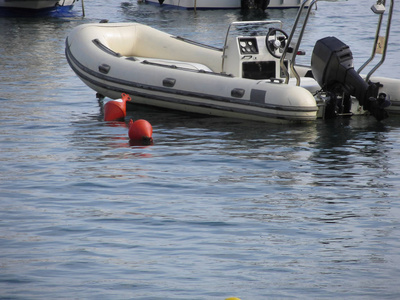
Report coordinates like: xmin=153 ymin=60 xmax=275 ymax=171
xmin=265 ymin=28 xmax=289 ymax=58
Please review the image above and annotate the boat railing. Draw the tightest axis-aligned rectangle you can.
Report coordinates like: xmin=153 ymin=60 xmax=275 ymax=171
xmin=281 ymin=0 xmax=394 ymax=86
xmin=357 ymin=0 xmax=394 ymax=82
xmin=280 ymin=0 xmax=318 ymax=86
xmin=221 ymin=20 xmax=283 ymax=74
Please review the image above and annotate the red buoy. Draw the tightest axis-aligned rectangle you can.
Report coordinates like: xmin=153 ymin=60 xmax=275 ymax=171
xmin=104 ymin=93 xmax=131 ymax=121
xmin=128 ymin=119 xmax=153 ymax=144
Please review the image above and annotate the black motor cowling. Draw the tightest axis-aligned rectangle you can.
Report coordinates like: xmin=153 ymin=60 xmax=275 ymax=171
xmin=311 ymin=36 xmax=389 ymax=121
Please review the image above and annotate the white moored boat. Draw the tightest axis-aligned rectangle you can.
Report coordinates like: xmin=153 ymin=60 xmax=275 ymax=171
xmin=65 ymin=0 xmax=399 ymax=123
xmin=0 ymin=0 xmax=76 ymax=15
xmin=145 ymin=0 xmax=311 ymax=9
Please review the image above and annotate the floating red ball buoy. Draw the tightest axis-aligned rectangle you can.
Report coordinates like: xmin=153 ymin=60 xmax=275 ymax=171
xmin=128 ymin=119 xmax=153 ymax=144
xmin=104 ymin=93 xmax=131 ymax=121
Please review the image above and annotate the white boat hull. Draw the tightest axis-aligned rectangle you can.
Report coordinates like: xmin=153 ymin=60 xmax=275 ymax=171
xmin=145 ymin=0 xmax=311 ymax=9
xmin=65 ymin=23 xmax=319 ymax=123
xmin=65 ymin=21 xmax=400 ymax=123
xmin=0 ymin=0 xmax=75 ymax=11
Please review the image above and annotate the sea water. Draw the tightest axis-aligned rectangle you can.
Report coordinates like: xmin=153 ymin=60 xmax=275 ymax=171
xmin=1 ymin=0 xmax=400 ymax=299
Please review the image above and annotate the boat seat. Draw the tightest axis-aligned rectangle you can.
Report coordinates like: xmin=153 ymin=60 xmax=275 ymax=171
xmin=133 ymin=56 xmax=213 ymax=72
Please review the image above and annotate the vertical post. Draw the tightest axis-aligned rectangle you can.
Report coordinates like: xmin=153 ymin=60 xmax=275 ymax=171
xmin=81 ymin=0 xmax=85 ymax=17
xmin=366 ymin=0 xmax=394 ymax=81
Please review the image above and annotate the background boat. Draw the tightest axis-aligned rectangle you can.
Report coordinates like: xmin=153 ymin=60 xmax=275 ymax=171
xmin=145 ymin=0 xmax=311 ymax=9
xmin=0 ymin=0 xmax=76 ymax=16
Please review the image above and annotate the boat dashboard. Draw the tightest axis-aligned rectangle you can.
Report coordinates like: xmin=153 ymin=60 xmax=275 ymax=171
xmin=222 ymin=21 xmax=291 ymax=80
xmin=224 ymin=35 xmax=289 ymax=80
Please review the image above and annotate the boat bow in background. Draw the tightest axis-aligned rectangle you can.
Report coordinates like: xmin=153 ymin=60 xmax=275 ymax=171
xmin=0 ymin=0 xmax=76 ymax=16
xmin=144 ymin=0 xmax=311 ymax=9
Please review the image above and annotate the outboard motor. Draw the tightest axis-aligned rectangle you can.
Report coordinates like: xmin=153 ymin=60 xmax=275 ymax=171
xmin=311 ymin=36 xmax=390 ymax=121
